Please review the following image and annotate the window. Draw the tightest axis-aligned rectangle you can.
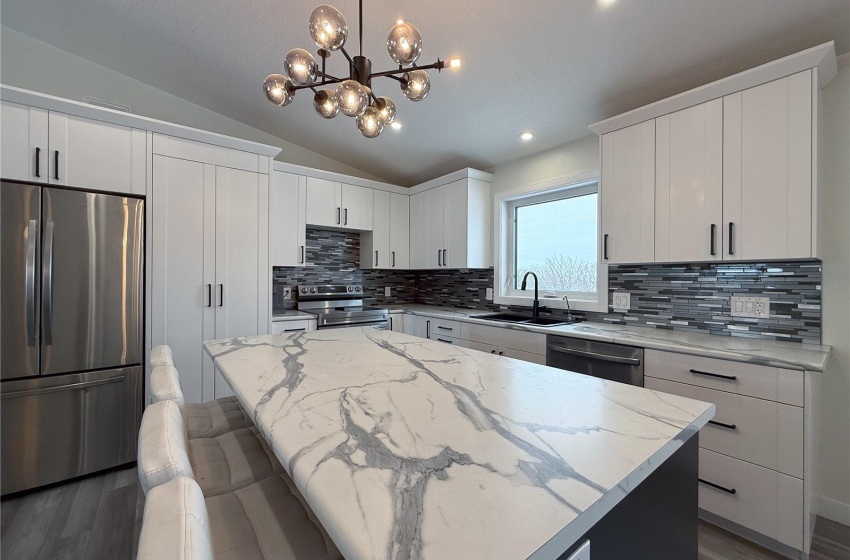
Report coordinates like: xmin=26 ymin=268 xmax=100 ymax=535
xmin=494 ymin=172 xmax=607 ymax=312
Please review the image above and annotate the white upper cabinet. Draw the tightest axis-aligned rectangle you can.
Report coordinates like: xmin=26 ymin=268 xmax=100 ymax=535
xmin=389 ymin=192 xmax=410 ymax=269
xmin=600 ymin=120 xmax=656 ymax=264
xmin=409 ymin=175 xmax=492 ymax=269
xmin=361 ymin=189 xmax=391 ymax=269
xmin=1 ymin=101 xmax=48 ymax=182
xmin=655 ymin=99 xmax=723 ymax=262
xmin=723 ymin=70 xmax=814 ymax=261
xmin=270 ymin=171 xmax=307 ymax=267
xmin=304 ymin=177 xmax=373 ymax=230
xmin=0 ymin=103 xmax=144 ymax=195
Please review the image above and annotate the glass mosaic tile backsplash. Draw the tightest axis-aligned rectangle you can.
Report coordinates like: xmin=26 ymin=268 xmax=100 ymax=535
xmin=273 ymin=229 xmax=821 ymax=344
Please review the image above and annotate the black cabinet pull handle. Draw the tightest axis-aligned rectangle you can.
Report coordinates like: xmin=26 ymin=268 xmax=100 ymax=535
xmin=336 ymin=207 xmax=340 ymax=224
xmin=375 ymin=250 xmax=378 ymax=267
xmin=491 ymin=349 xmax=496 ymax=354
xmin=689 ymin=368 xmax=737 ymax=381
xmin=300 ymin=245 xmax=305 ymax=264
xmin=218 ymin=284 xmax=224 ymax=307
xmin=344 ymin=208 xmax=348 ymax=225
xmin=728 ymin=222 xmax=734 ymax=255
xmin=35 ymin=147 xmax=41 ymax=177
xmin=498 ymin=351 xmax=504 ymax=356
xmin=437 ymin=250 xmax=442 ymax=267
xmin=442 ymin=249 xmax=447 ymax=266
xmin=436 ymin=338 xmax=453 ymax=344
xmin=426 ymin=320 xmax=430 ymax=338
xmin=436 ymin=325 xmax=453 ymax=331
xmin=54 ymin=150 xmax=59 ymax=180
xmin=710 ymin=224 xmax=717 ymax=256
xmin=392 ymin=251 xmax=395 ymax=267
xmin=699 ymin=478 xmax=737 ymax=495
xmin=708 ymin=420 xmax=737 ymax=430
xmin=603 ymin=234 xmax=609 ymax=260
xmin=284 ymin=327 xmax=306 ymax=333
xmin=206 ymin=284 xmax=212 ymax=307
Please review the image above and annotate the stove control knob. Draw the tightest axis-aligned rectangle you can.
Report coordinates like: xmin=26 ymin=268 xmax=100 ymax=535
xmin=310 ymin=287 xmax=317 ymax=293
xmin=300 ymin=288 xmax=307 ymax=294
xmin=347 ymin=286 xmax=354 ymax=292
xmin=355 ymin=286 xmax=361 ymax=292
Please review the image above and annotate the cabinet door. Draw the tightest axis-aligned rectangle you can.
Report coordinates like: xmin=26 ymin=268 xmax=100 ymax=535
xmin=270 ymin=171 xmax=301 ymax=267
xmin=655 ymin=100 xmax=723 ymax=262
xmin=151 ymin=155 xmax=216 ymax=404
xmin=48 ymin=113 xmax=145 ymax=195
xmin=214 ymin=167 xmax=264 ymax=347
xmin=370 ymin=190 xmax=390 ymax=268
xmin=340 ymin=183 xmax=373 ymax=230
xmin=0 ymin=101 xmax=48 ymax=182
xmin=389 ymin=193 xmax=410 ymax=269
xmin=443 ymin=180 xmax=469 ymax=268
xmin=601 ymin=120 xmax=655 ymax=264
xmin=389 ymin=312 xmax=404 ymax=333
xmin=305 ymin=177 xmax=337 ymax=227
xmin=402 ymin=315 xmax=430 ymax=338
xmin=297 ymin=178 xmax=307 ymax=267
xmin=424 ymin=187 xmax=445 ymax=268
xmin=724 ymin=70 xmax=813 ymax=260
xmin=409 ymin=192 xmax=427 ymax=269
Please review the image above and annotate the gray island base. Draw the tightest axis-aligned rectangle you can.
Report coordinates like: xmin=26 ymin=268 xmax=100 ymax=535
xmin=204 ymin=327 xmax=713 ymax=560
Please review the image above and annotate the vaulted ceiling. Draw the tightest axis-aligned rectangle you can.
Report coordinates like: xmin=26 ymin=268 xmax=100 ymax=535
xmin=2 ymin=0 xmax=848 ymax=185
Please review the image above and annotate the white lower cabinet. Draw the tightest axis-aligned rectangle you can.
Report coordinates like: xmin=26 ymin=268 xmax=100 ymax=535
xmin=389 ymin=312 xmax=404 ymax=333
xmin=402 ymin=315 xmax=431 ymax=339
xmin=151 ymin=145 xmax=269 ymax=403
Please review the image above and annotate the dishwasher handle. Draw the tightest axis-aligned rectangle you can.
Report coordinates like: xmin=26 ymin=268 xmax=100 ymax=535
xmin=548 ymin=345 xmax=642 ymax=366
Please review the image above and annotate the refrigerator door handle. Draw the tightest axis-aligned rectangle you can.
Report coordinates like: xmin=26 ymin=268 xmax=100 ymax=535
xmin=42 ymin=220 xmax=55 ymax=345
xmin=1 ymin=375 xmax=125 ymax=399
xmin=25 ymin=219 xmax=38 ymax=346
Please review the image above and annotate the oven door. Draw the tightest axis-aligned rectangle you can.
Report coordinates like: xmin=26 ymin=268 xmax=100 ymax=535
xmin=319 ymin=318 xmax=389 ymax=330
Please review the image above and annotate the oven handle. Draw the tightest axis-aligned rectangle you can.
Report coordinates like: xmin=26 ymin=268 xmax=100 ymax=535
xmin=548 ymin=346 xmax=641 ymax=366
xmin=320 ymin=318 xmax=389 ymax=328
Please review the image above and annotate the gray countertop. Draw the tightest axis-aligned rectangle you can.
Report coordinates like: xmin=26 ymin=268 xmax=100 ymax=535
xmin=391 ymin=305 xmax=831 ymax=372
xmin=205 ymin=328 xmax=714 ymax=560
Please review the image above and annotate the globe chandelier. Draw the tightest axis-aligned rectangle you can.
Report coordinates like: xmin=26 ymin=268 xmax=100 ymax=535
xmin=262 ymin=0 xmax=460 ymax=138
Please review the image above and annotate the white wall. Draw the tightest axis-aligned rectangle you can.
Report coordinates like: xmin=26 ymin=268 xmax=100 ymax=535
xmin=489 ymin=62 xmax=850 ymax=522
xmin=0 ymin=26 xmax=386 ymax=182
xmin=818 ymin=53 xmax=850 ymax=524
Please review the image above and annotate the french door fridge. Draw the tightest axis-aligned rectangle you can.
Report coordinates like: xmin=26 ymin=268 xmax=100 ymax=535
xmin=1 ymin=181 xmax=144 ymax=495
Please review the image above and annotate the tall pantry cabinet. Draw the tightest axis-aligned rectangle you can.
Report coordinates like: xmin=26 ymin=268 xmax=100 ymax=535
xmin=150 ymin=135 xmax=272 ymax=402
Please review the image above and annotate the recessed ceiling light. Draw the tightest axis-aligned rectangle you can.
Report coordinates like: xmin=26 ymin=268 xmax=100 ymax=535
xmin=519 ymin=132 xmax=534 ymax=141
xmin=391 ymin=121 xmax=402 ymax=130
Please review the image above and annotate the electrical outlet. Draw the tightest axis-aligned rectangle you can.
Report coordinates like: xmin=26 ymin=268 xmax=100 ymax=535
xmin=486 ymin=287 xmax=494 ymax=301
xmin=731 ymin=296 xmax=769 ymax=318
xmin=612 ymin=292 xmax=630 ymax=311
xmin=281 ymin=286 xmax=291 ymax=301
xmin=384 ymin=286 xmax=392 ymax=297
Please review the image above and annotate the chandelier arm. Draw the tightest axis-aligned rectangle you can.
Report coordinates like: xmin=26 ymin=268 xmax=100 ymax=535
xmin=290 ymin=77 xmax=345 ymax=91
xmin=339 ymin=46 xmax=355 ymax=66
xmin=317 ymin=70 xmax=344 ymax=82
xmin=370 ymin=59 xmax=446 ymax=79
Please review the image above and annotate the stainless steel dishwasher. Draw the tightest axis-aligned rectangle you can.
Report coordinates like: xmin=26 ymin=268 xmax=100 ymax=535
xmin=546 ymin=336 xmax=644 ymax=387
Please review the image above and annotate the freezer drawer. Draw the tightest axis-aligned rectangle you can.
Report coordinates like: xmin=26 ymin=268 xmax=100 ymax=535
xmin=0 ymin=366 xmax=142 ymax=495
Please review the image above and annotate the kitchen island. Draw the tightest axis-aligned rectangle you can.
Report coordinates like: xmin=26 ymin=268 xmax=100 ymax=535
xmin=204 ymin=327 xmax=714 ymax=560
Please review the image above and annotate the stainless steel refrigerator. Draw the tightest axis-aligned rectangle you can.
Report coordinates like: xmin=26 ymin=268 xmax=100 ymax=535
xmin=1 ymin=181 xmax=144 ymax=495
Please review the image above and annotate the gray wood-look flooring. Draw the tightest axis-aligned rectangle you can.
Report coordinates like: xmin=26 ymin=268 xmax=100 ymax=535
xmin=2 ymin=465 xmax=849 ymax=560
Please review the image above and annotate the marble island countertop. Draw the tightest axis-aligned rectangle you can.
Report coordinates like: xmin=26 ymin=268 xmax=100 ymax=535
xmin=205 ymin=327 xmax=714 ymax=560
xmin=392 ymin=305 xmax=832 ymax=372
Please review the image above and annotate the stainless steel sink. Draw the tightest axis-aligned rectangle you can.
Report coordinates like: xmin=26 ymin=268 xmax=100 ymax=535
xmin=472 ymin=313 xmax=581 ymax=327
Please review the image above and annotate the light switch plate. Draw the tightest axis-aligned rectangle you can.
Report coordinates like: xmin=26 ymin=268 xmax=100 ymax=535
xmin=281 ymin=286 xmax=291 ymax=301
xmin=612 ymin=292 xmax=630 ymax=311
xmin=385 ymin=286 xmax=392 ymax=297
xmin=731 ymin=296 xmax=769 ymax=318
xmin=486 ymin=287 xmax=494 ymax=301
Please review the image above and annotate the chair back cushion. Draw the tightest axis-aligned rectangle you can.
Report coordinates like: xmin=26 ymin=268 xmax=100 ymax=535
xmin=150 ymin=365 xmax=185 ymax=407
xmin=150 ymin=344 xmax=174 ymax=367
xmin=138 ymin=400 xmax=194 ymax=495
xmin=137 ymin=476 xmax=213 ymax=560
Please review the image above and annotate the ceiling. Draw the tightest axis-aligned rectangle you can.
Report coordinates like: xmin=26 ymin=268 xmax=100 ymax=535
xmin=2 ymin=0 xmax=848 ymax=186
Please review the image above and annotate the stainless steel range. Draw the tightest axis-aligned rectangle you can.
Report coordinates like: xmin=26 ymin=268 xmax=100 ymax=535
xmin=297 ymin=285 xmax=389 ymax=329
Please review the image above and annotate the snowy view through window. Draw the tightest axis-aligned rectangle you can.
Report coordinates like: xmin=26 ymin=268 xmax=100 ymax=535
xmin=514 ymin=192 xmax=598 ymax=293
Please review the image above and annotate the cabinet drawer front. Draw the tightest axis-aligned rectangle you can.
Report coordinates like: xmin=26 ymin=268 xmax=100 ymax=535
xmin=645 ymin=349 xmax=803 ymax=405
xmin=501 ymin=348 xmax=547 ymax=365
xmin=699 ymin=449 xmax=803 ymax=550
xmin=429 ymin=318 xmax=460 ymax=337
xmin=460 ymin=323 xmax=546 ymax=355
xmin=646 ymin=378 xmax=803 ymax=477
xmin=271 ymin=319 xmax=314 ymax=334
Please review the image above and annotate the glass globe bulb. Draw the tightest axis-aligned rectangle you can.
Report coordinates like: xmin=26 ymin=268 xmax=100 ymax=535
xmin=373 ymin=96 xmax=396 ymax=124
xmin=263 ymin=74 xmax=294 ymax=106
xmin=336 ymin=80 xmax=370 ymax=117
xmin=402 ymin=70 xmax=430 ymax=102
xmin=356 ymin=106 xmax=384 ymax=138
xmin=386 ymin=22 xmax=423 ymax=64
xmin=313 ymin=90 xmax=340 ymax=119
xmin=284 ymin=48 xmax=318 ymax=85
xmin=309 ymin=5 xmax=348 ymax=51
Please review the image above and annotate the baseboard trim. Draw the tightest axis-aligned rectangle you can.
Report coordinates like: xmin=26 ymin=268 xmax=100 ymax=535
xmin=818 ymin=496 xmax=850 ymax=525
xmin=698 ymin=509 xmax=802 ymax=560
